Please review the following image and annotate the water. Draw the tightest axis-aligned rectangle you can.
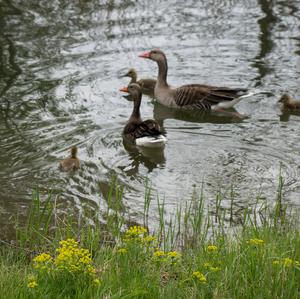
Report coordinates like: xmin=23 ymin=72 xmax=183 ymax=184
xmin=1 ymin=0 xmax=300 ymax=238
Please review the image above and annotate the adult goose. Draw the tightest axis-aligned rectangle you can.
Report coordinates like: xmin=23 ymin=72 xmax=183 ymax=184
xmin=123 ymin=68 xmax=156 ymax=93
xmin=139 ymin=49 xmax=253 ymax=111
xmin=279 ymin=94 xmax=300 ymax=110
xmin=120 ymin=83 xmax=167 ymax=148
xmin=59 ymin=146 xmax=80 ymax=171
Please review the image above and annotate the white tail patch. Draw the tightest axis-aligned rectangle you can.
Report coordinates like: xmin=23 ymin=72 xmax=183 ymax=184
xmin=212 ymin=90 xmax=256 ymax=110
xmin=237 ymin=91 xmax=256 ymax=99
xmin=136 ymin=135 xmax=167 ymax=148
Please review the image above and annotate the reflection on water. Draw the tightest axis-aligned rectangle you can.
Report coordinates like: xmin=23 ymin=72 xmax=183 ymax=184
xmin=1 ymin=0 xmax=300 ymax=238
xmin=122 ymin=141 xmax=166 ymax=175
xmin=279 ymin=109 xmax=300 ymax=122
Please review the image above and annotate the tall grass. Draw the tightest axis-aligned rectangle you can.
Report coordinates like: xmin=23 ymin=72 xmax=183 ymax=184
xmin=0 ymin=174 xmax=299 ymax=298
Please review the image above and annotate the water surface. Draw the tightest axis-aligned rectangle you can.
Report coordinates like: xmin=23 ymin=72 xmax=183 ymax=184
xmin=1 ymin=0 xmax=300 ymax=237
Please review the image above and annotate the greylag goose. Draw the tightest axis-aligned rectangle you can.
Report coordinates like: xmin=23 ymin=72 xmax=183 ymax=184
xmin=59 ymin=146 xmax=80 ymax=171
xmin=139 ymin=49 xmax=253 ymax=111
xmin=119 ymin=83 xmax=167 ymax=148
xmin=124 ymin=68 xmax=156 ymax=93
xmin=279 ymin=94 xmax=300 ymax=110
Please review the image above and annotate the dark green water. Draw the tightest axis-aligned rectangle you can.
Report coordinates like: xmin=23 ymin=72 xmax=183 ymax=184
xmin=1 ymin=0 xmax=300 ymax=237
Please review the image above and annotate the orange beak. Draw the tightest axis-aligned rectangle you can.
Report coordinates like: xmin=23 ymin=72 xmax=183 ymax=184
xmin=138 ymin=51 xmax=151 ymax=59
xmin=119 ymin=86 xmax=128 ymax=92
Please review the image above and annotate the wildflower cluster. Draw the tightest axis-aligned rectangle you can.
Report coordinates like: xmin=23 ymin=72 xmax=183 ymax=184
xmin=207 ymin=245 xmax=218 ymax=253
xmin=203 ymin=262 xmax=221 ymax=272
xmin=272 ymin=257 xmax=300 ymax=268
xmin=122 ymin=226 xmax=158 ymax=250
xmin=33 ymin=253 xmax=52 ymax=271
xmin=192 ymin=271 xmax=207 ymax=284
xmin=117 ymin=248 xmax=128 ymax=254
xmin=55 ymin=239 xmax=95 ymax=275
xmin=29 ymin=239 xmax=101 ymax=289
xmin=152 ymin=250 xmax=181 ymax=265
xmin=27 ymin=276 xmax=38 ymax=289
xmin=248 ymin=238 xmax=265 ymax=246
xmin=124 ymin=226 xmax=147 ymax=242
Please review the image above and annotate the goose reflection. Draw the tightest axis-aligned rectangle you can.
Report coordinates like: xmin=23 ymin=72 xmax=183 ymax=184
xmin=279 ymin=110 xmax=300 ymax=122
xmin=120 ymin=140 xmax=166 ymax=176
xmin=152 ymin=101 xmax=248 ymax=125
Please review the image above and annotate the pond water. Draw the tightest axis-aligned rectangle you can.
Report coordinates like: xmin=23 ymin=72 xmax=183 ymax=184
xmin=1 ymin=0 xmax=300 ymax=238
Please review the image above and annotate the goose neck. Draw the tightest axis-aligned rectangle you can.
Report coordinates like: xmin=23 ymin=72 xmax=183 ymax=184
xmin=129 ymin=94 xmax=142 ymax=122
xmin=130 ymin=73 xmax=137 ymax=84
xmin=157 ymin=58 xmax=168 ymax=87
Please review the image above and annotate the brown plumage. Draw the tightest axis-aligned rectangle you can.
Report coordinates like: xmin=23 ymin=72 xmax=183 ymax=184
xmin=119 ymin=83 xmax=166 ymax=147
xmin=139 ymin=49 xmax=252 ymax=110
xmin=124 ymin=68 xmax=156 ymax=93
xmin=59 ymin=146 xmax=80 ymax=171
xmin=279 ymin=94 xmax=300 ymax=110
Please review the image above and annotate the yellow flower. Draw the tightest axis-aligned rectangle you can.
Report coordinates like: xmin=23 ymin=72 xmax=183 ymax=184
xmin=123 ymin=226 xmax=148 ymax=243
xmin=142 ymin=236 xmax=157 ymax=245
xmin=117 ymin=248 xmax=128 ymax=254
xmin=28 ymin=281 xmax=38 ymax=288
xmin=153 ymin=251 xmax=165 ymax=258
xmin=33 ymin=253 xmax=53 ymax=271
xmin=207 ymin=245 xmax=218 ymax=253
xmin=248 ymin=238 xmax=264 ymax=246
xmin=125 ymin=226 xmax=147 ymax=237
xmin=27 ymin=276 xmax=38 ymax=289
xmin=87 ymin=265 xmax=97 ymax=275
xmin=283 ymin=258 xmax=293 ymax=267
xmin=210 ymin=266 xmax=221 ymax=272
xmin=93 ymin=278 xmax=101 ymax=286
xmin=192 ymin=271 xmax=207 ymax=284
xmin=167 ymin=251 xmax=181 ymax=259
xmin=203 ymin=262 xmax=220 ymax=272
xmin=59 ymin=238 xmax=79 ymax=248
xmin=33 ymin=253 xmax=52 ymax=263
xmin=53 ymin=238 xmax=95 ymax=276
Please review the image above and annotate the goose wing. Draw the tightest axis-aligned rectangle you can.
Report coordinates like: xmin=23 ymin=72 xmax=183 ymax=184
xmin=124 ymin=120 xmax=162 ymax=139
xmin=173 ymin=84 xmax=249 ymax=109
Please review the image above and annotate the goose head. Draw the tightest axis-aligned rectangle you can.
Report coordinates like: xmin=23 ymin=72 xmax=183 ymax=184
xmin=120 ymin=83 xmax=142 ymax=100
xmin=279 ymin=94 xmax=292 ymax=104
xmin=139 ymin=49 xmax=166 ymax=63
xmin=123 ymin=68 xmax=137 ymax=79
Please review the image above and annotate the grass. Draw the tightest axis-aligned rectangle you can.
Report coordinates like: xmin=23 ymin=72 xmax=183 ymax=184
xmin=0 ymin=175 xmax=299 ymax=299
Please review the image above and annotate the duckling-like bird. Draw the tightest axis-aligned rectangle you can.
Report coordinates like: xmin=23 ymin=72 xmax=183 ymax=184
xmin=279 ymin=94 xmax=300 ymax=110
xmin=120 ymin=83 xmax=167 ymax=148
xmin=139 ymin=49 xmax=253 ymax=111
xmin=59 ymin=146 xmax=80 ymax=171
xmin=124 ymin=68 xmax=156 ymax=94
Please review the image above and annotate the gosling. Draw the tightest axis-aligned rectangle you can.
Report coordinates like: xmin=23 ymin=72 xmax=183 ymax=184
xmin=279 ymin=94 xmax=300 ymax=110
xmin=59 ymin=146 xmax=80 ymax=171
xmin=124 ymin=68 xmax=156 ymax=93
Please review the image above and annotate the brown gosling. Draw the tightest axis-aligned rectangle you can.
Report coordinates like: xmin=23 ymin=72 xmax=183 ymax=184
xmin=124 ymin=68 xmax=156 ymax=93
xmin=59 ymin=146 xmax=80 ymax=171
xmin=279 ymin=94 xmax=300 ymax=110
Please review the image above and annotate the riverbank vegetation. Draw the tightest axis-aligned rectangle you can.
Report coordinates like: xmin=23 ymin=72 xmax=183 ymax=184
xmin=0 ymin=176 xmax=299 ymax=298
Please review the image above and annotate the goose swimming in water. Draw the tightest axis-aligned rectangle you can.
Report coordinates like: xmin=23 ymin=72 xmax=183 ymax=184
xmin=123 ymin=68 xmax=156 ymax=94
xmin=139 ymin=49 xmax=253 ymax=111
xmin=279 ymin=94 xmax=300 ymax=110
xmin=59 ymin=146 xmax=80 ymax=171
xmin=120 ymin=83 xmax=167 ymax=148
